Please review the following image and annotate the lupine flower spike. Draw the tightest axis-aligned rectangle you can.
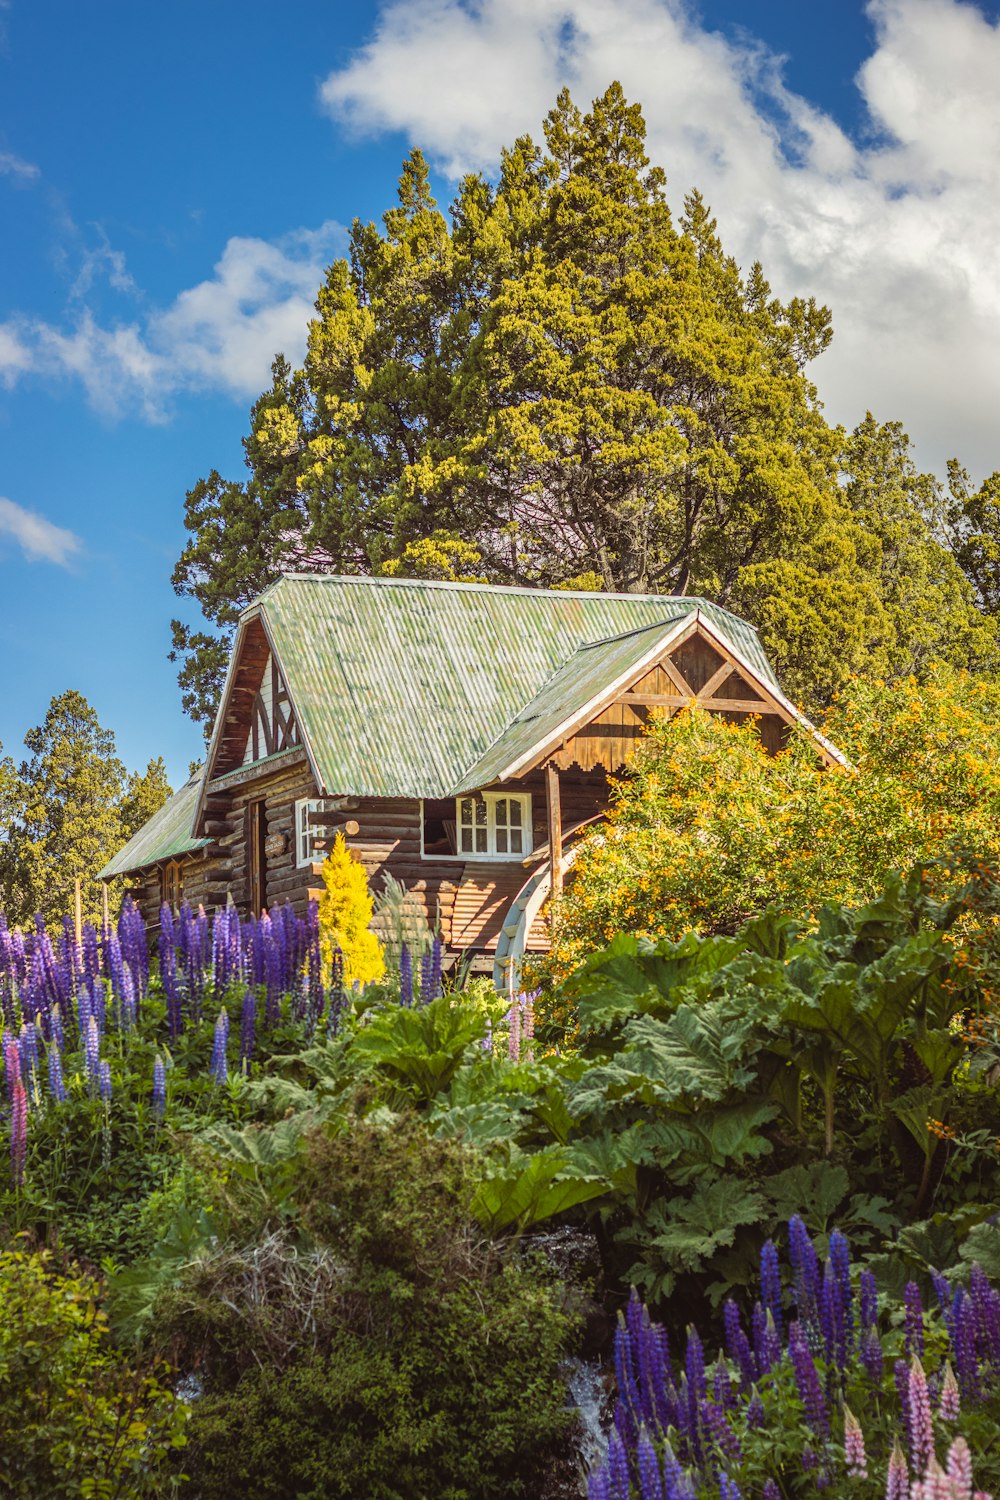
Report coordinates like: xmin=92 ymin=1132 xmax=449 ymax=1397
xmin=844 ymin=1405 xmax=868 ymax=1479
xmin=152 ymin=1055 xmax=166 ymax=1116
xmin=939 ymin=1361 xmax=960 ymax=1422
xmin=886 ymin=1437 xmax=910 ymax=1500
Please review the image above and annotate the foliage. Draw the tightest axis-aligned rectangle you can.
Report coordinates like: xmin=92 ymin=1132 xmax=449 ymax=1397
xmin=169 ymin=84 xmax=996 ymax=729
xmin=156 ymin=1115 xmax=579 ymax=1500
xmin=540 ymin=668 xmax=1000 ymax=980
xmin=587 ymin=1223 xmax=1000 ymax=1499
xmin=0 ymin=692 xmax=170 ymax=926
xmin=0 ymin=1246 xmax=187 ymax=1497
xmin=317 ymin=833 xmax=385 ymax=984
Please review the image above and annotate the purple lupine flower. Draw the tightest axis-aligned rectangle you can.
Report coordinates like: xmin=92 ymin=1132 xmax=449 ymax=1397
xmin=789 ymin=1321 xmax=829 ymax=1438
xmin=844 ymin=1406 xmax=868 ymax=1478
xmin=829 ymin=1229 xmax=854 ymax=1351
xmin=760 ymin=1239 xmax=783 ymax=1336
xmin=886 ymin=1436 xmax=909 ymax=1500
xmin=723 ymin=1299 xmax=756 ymax=1390
xmin=788 ymin=1215 xmax=820 ymax=1326
xmin=428 ymin=935 xmax=443 ymax=1001
xmin=861 ymin=1325 xmax=884 ymax=1384
xmin=685 ymin=1327 xmax=706 ymax=1463
xmin=907 ymin=1357 xmax=934 ymax=1475
xmin=860 ymin=1268 xmax=878 ymax=1330
xmin=762 ymin=1482 xmax=780 ymax=1500
xmin=399 ymin=943 xmax=413 ymax=1008
xmin=613 ymin=1314 xmax=641 ymax=1448
xmin=47 ymin=1043 xmax=66 ymax=1103
xmin=419 ymin=947 xmax=433 ymax=1005
xmin=719 ymin=1477 xmax=742 ymax=1500
xmin=637 ymin=1428 xmax=663 ymax=1500
xmin=701 ymin=1399 xmax=742 ymax=1466
xmin=904 ymin=1281 xmax=925 ymax=1359
xmin=210 ymin=1009 xmax=229 ymax=1085
xmin=588 ymin=1471 xmax=611 ymax=1500
xmin=19 ymin=1021 xmax=39 ymax=1084
xmin=819 ymin=1260 xmax=839 ymax=1364
xmin=932 ymin=1270 xmax=954 ymax=1339
xmin=508 ymin=992 xmax=521 ymax=1061
xmin=240 ymin=990 xmax=256 ymax=1070
xmin=752 ymin=1301 xmax=767 ymax=1369
xmin=82 ymin=922 xmax=100 ymax=989
xmin=120 ymin=963 xmax=136 ymax=1032
xmin=746 ymin=1390 xmax=765 ymax=1428
xmin=85 ymin=1014 xmax=100 ymax=1092
xmin=712 ymin=1354 xmax=734 ymax=1411
xmin=762 ymin=1309 xmax=782 ymax=1373
xmin=607 ymin=1427 xmax=630 ymax=1500
xmin=953 ymin=1291 xmax=981 ymax=1402
xmin=98 ymin=1060 xmax=112 ymax=1102
xmin=152 ymin=1055 xmax=166 ymax=1116
xmin=482 ymin=1017 xmax=493 ymax=1054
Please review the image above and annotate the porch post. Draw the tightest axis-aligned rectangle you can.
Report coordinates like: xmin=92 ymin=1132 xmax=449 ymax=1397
xmin=545 ymin=761 xmax=563 ymax=901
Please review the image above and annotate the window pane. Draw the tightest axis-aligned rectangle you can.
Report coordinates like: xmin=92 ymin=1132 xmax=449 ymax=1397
xmin=509 ymin=800 xmax=522 ymax=827
xmin=510 ymin=828 xmax=523 ymax=853
xmin=475 ymin=798 xmax=487 ymax=826
xmin=460 ymin=798 xmax=473 ymax=826
xmin=495 ymin=797 xmax=508 ymax=826
xmin=475 ymin=824 xmax=487 ymax=852
xmin=496 ymin=828 xmax=508 ymax=853
xmin=460 ymin=826 xmax=473 ymax=853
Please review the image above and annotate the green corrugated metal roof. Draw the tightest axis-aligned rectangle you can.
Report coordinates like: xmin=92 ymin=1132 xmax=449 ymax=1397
xmin=108 ymin=576 xmax=810 ymax=875
xmin=453 ymin=617 xmax=689 ymax=792
xmin=98 ymin=773 xmax=210 ymax=879
xmin=258 ymin=576 xmax=785 ymax=799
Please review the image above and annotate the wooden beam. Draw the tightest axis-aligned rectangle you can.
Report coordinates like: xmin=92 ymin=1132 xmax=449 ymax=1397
xmin=658 ymin=654 xmax=697 ymax=698
xmin=700 ymin=661 xmax=737 ymax=698
xmin=545 ymin=761 xmax=563 ymax=901
xmin=620 ymin=692 xmax=770 ymax=713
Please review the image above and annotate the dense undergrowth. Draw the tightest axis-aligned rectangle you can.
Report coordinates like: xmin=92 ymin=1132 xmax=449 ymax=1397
xmin=4 ymin=849 xmax=1000 ymax=1495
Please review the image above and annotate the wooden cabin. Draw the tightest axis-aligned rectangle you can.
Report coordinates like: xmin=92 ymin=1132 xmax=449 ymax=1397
xmin=100 ymin=576 xmax=841 ymax=987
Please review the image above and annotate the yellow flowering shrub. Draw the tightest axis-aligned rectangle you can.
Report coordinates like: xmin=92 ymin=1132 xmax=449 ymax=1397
xmin=539 ymin=667 xmax=1000 ymax=987
xmin=317 ymin=834 xmax=385 ymax=986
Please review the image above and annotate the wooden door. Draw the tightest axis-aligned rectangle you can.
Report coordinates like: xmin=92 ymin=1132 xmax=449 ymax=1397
xmin=247 ymin=798 xmax=267 ymax=915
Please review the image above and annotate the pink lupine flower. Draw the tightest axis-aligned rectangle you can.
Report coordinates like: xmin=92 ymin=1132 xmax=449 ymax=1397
xmin=886 ymin=1436 xmax=910 ymax=1500
xmin=908 ymin=1357 xmax=935 ymax=1475
xmin=945 ymin=1438 xmax=973 ymax=1500
xmin=939 ymin=1363 xmax=960 ymax=1422
xmin=844 ymin=1406 xmax=868 ymax=1479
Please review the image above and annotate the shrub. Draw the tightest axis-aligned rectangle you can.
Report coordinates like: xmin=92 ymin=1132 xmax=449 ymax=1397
xmin=158 ymin=1114 xmax=579 ymax=1499
xmin=0 ymin=1247 xmax=186 ymax=1497
xmin=317 ymin=833 xmax=385 ymax=984
xmin=540 ymin=668 xmax=1000 ymax=985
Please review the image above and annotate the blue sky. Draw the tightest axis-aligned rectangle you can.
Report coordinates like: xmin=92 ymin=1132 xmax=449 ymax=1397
xmin=1 ymin=0 xmax=999 ymax=792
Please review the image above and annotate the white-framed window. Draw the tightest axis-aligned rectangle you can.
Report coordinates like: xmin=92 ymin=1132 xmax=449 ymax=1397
xmin=295 ymin=798 xmax=331 ymax=867
xmin=456 ymin=793 xmax=532 ymax=858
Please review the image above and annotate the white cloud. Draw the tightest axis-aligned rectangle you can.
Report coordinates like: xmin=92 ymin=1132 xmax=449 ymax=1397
xmin=1 ymin=222 xmax=345 ymax=419
xmin=319 ymin=0 xmax=1000 ymax=481
xmin=0 ymin=149 xmax=39 ymax=181
xmin=0 ymin=496 xmax=81 ymax=567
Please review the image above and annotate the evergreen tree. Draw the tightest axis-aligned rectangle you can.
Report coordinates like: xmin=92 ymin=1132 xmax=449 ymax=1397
xmin=171 ymin=82 xmax=998 ymax=727
xmin=119 ymin=757 xmax=173 ymax=844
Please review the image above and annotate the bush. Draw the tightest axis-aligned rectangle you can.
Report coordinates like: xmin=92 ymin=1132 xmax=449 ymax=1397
xmin=158 ymin=1114 xmax=579 ymax=1499
xmin=0 ymin=1247 xmax=186 ymax=1497
xmin=540 ymin=668 xmax=1000 ymax=985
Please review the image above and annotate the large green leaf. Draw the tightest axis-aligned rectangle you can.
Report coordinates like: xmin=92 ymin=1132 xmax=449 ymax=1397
xmin=645 ymin=1178 xmax=767 ymax=1273
xmin=470 ymin=1148 xmax=608 ymax=1233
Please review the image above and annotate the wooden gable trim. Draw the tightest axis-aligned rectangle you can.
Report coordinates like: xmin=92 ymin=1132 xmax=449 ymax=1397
xmin=194 ymin=607 xmax=328 ymax=838
xmin=481 ymin=611 xmax=845 ymax=782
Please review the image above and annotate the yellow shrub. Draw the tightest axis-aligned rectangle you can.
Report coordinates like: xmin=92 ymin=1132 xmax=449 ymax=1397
xmin=317 ymin=834 xmax=385 ymax=986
